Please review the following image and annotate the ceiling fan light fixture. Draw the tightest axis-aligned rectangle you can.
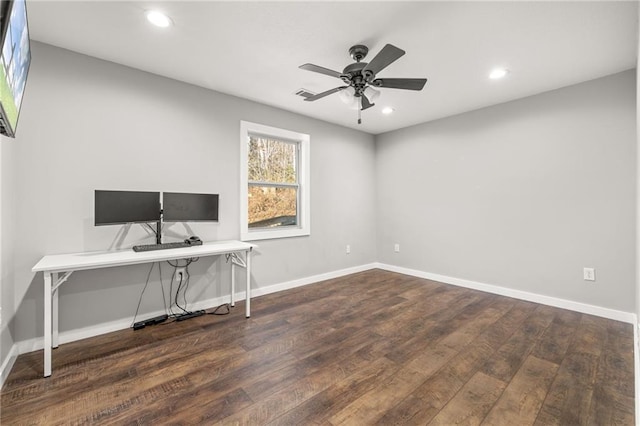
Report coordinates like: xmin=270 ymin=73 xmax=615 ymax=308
xmin=489 ymin=67 xmax=509 ymax=80
xmin=363 ymin=86 xmax=380 ymax=103
xmin=145 ymin=10 xmax=173 ymax=28
xmin=338 ymin=86 xmax=355 ymax=104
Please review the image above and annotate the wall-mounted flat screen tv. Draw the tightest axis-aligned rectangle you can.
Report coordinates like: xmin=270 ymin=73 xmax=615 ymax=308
xmin=0 ymin=0 xmax=31 ymax=138
xmin=95 ymin=190 xmax=161 ymax=226
xmin=163 ymin=192 xmax=219 ymax=222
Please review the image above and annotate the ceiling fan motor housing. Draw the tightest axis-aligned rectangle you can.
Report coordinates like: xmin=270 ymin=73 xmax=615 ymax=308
xmin=345 ymin=45 xmax=376 ymax=87
xmin=342 ymin=62 xmax=374 ymax=94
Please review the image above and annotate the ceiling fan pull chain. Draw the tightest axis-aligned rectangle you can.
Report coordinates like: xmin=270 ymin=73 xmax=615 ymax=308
xmin=358 ymin=98 xmax=362 ymax=124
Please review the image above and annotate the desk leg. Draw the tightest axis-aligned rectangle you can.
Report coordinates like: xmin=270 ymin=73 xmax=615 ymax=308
xmin=245 ymin=249 xmax=251 ymax=318
xmin=52 ymin=273 xmax=59 ymax=348
xmin=44 ymin=272 xmax=52 ymax=378
xmin=230 ymin=259 xmax=236 ymax=307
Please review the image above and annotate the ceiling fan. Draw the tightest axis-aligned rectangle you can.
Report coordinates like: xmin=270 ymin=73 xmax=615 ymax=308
xmin=299 ymin=44 xmax=427 ymax=124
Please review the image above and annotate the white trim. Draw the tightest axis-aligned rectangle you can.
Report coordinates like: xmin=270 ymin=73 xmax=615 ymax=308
xmin=375 ymin=263 xmax=636 ymax=323
xmin=249 ymin=263 xmax=378 ymax=298
xmin=4 ymin=262 xmax=635 ymax=381
xmin=8 ymin=263 xmax=379 ymax=361
xmin=14 ymin=294 xmax=235 ymax=356
xmin=0 ymin=343 xmax=18 ymax=389
xmin=239 ymin=120 xmax=311 ymax=242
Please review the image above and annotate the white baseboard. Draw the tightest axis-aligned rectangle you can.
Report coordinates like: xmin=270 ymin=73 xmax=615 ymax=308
xmin=3 ymin=261 xmax=635 ymax=388
xmin=14 ymin=294 xmax=235 ymax=356
xmin=249 ymin=263 xmax=379 ymax=298
xmin=0 ymin=343 xmax=18 ymax=389
xmin=9 ymin=263 xmax=379 ymax=361
xmin=375 ymin=263 xmax=636 ymax=324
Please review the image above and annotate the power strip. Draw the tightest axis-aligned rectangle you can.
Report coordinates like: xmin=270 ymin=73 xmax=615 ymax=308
xmin=132 ymin=314 xmax=169 ymax=330
xmin=175 ymin=310 xmax=205 ymax=322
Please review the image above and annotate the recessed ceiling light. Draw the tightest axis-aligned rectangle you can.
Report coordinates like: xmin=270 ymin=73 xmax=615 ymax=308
xmin=489 ymin=68 xmax=509 ymax=80
xmin=145 ymin=10 xmax=173 ymax=28
xmin=382 ymin=107 xmax=395 ymax=115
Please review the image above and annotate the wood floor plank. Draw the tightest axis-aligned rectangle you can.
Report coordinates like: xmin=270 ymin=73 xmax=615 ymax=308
xmin=327 ymin=345 xmax=457 ymax=425
xmin=480 ymin=304 xmax=556 ymax=382
xmin=428 ymin=372 xmax=507 ymax=426
xmin=530 ymin=310 xmax=580 ymax=365
xmin=266 ymin=355 xmax=400 ymax=426
xmin=585 ymin=318 xmax=635 ymax=425
xmin=533 ymin=352 xmax=598 ymax=425
xmin=569 ymin=314 xmax=608 ymax=357
xmin=218 ymin=353 xmax=378 ymax=425
xmin=384 ymin=292 xmax=494 ymax=364
xmin=377 ymin=299 xmax=538 ymax=425
xmin=482 ymin=355 xmax=558 ymax=426
xmin=0 ymin=269 xmax=634 ymax=425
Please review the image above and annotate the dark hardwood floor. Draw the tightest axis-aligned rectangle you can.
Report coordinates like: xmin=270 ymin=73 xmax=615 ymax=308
xmin=1 ymin=269 xmax=635 ymax=425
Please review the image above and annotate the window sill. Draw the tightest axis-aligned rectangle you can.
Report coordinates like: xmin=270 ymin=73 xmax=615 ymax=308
xmin=241 ymin=227 xmax=310 ymax=242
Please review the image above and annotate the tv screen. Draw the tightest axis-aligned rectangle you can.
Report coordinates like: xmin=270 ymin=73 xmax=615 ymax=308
xmin=163 ymin=192 xmax=219 ymax=222
xmin=95 ymin=190 xmax=161 ymax=226
xmin=0 ymin=0 xmax=31 ymax=138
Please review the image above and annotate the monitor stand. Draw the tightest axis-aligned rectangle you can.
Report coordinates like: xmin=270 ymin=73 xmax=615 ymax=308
xmin=156 ymin=220 xmax=162 ymax=244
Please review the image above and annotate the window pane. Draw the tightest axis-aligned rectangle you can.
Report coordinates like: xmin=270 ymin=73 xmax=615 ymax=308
xmin=248 ymin=185 xmax=297 ymax=228
xmin=248 ymin=136 xmax=297 ymax=184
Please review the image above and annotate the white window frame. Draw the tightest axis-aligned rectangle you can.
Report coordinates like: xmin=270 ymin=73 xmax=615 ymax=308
xmin=240 ymin=121 xmax=310 ymax=241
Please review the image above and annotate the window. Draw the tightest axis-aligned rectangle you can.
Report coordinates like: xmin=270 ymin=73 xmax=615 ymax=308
xmin=240 ymin=121 xmax=310 ymax=241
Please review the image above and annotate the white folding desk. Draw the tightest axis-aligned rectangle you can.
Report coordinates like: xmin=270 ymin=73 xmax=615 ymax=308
xmin=32 ymin=240 xmax=255 ymax=377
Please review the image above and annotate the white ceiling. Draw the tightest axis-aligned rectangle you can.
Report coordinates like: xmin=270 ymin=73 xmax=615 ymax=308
xmin=27 ymin=1 xmax=638 ymax=135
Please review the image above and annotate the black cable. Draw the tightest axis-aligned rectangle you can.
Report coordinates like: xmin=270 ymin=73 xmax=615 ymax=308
xmin=131 ymin=262 xmax=156 ymax=327
xmin=167 ymin=258 xmax=198 ymax=268
xmin=163 ymin=258 xmax=201 ymax=317
xmin=174 ymin=268 xmax=189 ymax=314
xmin=182 ymin=264 xmax=191 ymax=311
xmin=158 ymin=262 xmax=168 ymax=314
xmin=207 ymin=303 xmax=230 ymax=315
xmin=168 ymin=265 xmax=178 ymax=317
xmin=167 ymin=259 xmax=181 ymax=268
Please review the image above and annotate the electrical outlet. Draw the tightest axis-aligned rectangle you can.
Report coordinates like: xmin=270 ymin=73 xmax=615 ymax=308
xmin=346 ymin=245 xmax=351 ymax=254
xmin=394 ymin=243 xmax=400 ymax=253
xmin=176 ymin=267 xmax=186 ymax=281
xmin=583 ymin=267 xmax=595 ymax=281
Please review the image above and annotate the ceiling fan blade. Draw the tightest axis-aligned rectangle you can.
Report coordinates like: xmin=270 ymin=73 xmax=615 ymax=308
xmin=362 ymin=44 xmax=405 ymax=76
xmin=304 ymin=86 xmax=348 ymax=101
xmin=299 ymin=63 xmax=343 ymax=79
xmin=373 ymin=78 xmax=427 ymax=91
xmin=360 ymin=94 xmax=375 ymax=110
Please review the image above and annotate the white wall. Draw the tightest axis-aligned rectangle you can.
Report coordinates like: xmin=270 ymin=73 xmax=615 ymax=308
xmin=376 ymin=70 xmax=636 ymax=313
xmin=9 ymin=42 xmax=377 ymax=343
xmin=0 ymin=134 xmax=17 ymax=375
xmin=1 ymin=41 xmax=637 ymax=382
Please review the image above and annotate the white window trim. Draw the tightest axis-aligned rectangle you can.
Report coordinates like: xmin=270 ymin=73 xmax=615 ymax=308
xmin=240 ymin=120 xmax=310 ymax=241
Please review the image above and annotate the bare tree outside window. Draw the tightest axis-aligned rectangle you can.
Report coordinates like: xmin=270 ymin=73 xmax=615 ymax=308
xmin=247 ymin=136 xmax=299 ymax=228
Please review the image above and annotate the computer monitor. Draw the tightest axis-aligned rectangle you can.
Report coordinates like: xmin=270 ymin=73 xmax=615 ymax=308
xmin=0 ymin=0 xmax=32 ymax=137
xmin=94 ymin=190 xmax=161 ymax=226
xmin=162 ymin=192 xmax=219 ymax=222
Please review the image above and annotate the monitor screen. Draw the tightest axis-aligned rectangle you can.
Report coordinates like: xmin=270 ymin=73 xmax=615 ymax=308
xmin=0 ymin=0 xmax=31 ymax=138
xmin=95 ymin=190 xmax=161 ymax=226
xmin=162 ymin=192 xmax=219 ymax=222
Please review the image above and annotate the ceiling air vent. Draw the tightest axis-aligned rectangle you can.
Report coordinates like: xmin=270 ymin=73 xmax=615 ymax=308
xmin=295 ymin=88 xmax=315 ymax=99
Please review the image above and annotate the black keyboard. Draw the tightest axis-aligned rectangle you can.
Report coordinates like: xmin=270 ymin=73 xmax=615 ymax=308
xmin=133 ymin=241 xmax=192 ymax=252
